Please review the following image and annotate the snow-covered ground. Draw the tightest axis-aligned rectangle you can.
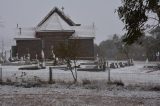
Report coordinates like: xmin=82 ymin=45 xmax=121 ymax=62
xmin=0 ymin=61 xmax=160 ymax=106
xmin=1 ymin=61 xmax=160 ymax=85
xmin=0 ymin=78 xmax=160 ymax=106
xmin=0 ymin=83 xmax=160 ymax=106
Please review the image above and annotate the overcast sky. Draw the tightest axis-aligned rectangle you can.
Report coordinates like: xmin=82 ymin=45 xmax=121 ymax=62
xmin=0 ymin=0 xmax=124 ymax=49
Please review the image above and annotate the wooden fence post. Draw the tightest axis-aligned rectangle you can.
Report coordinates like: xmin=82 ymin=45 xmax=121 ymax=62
xmin=107 ymin=62 xmax=111 ymax=82
xmin=49 ymin=67 xmax=53 ymax=84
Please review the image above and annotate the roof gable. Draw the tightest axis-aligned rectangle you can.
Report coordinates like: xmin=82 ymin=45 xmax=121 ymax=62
xmin=37 ymin=7 xmax=80 ymax=28
xmin=37 ymin=12 xmax=72 ymax=30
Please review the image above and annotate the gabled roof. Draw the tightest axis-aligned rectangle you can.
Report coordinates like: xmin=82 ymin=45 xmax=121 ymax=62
xmin=37 ymin=7 xmax=80 ymax=28
xmin=14 ymin=7 xmax=95 ymax=39
xmin=36 ymin=12 xmax=72 ymax=31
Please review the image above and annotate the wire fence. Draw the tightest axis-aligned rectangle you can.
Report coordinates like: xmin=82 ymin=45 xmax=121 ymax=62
xmin=0 ymin=65 xmax=160 ymax=85
xmin=50 ymin=68 xmax=160 ymax=85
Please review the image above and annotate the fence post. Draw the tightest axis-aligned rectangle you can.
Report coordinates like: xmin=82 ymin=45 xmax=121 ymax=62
xmin=107 ymin=62 xmax=111 ymax=82
xmin=49 ymin=67 xmax=53 ymax=84
xmin=0 ymin=64 xmax=2 ymax=84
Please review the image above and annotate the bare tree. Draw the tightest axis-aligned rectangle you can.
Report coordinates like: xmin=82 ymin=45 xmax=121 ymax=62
xmin=57 ymin=39 xmax=80 ymax=83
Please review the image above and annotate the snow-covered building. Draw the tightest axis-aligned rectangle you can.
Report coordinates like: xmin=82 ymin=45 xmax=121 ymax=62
xmin=13 ymin=7 xmax=95 ymax=60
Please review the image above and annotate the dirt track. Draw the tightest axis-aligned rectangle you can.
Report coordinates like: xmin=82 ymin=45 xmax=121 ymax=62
xmin=0 ymin=93 xmax=160 ymax=106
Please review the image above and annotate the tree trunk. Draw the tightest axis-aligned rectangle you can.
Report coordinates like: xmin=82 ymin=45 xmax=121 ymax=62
xmin=67 ymin=60 xmax=77 ymax=83
xmin=73 ymin=60 xmax=78 ymax=81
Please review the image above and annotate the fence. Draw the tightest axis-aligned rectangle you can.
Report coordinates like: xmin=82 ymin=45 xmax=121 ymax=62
xmin=0 ymin=64 xmax=159 ymax=85
xmin=49 ymin=67 xmax=160 ymax=85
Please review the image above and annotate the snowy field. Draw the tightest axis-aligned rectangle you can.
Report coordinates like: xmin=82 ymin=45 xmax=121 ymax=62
xmin=0 ymin=61 xmax=160 ymax=85
xmin=0 ymin=61 xmax=160 ymax=106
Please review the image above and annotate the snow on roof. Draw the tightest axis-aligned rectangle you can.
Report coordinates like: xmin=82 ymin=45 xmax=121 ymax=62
xmin=37 ymin=7 xmax=78 ymax=27
xmin=15 ymin=25 xmax=95 ymax=38
xmin=36 ymin=13 xmax=72 ymax=31
xmin=36 ymin=7 xmax=95 ymax=38
xmin=71 ymin=25 xmax=95 ymax=38
xmin=15 ymin=7 xmax=95 ymax=39
xmin=14 ymin=28 xmax=35 ymax=39
xmin=36 ymin=12 xmax=95 ymax=37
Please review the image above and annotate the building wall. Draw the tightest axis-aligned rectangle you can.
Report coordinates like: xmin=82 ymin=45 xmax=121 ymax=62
xmin=69 ymin=39 xmax=94 ymax=60
xmin=36 ymin=32 xmax=73 ymax=59
xmin=16 ymin=40 xmax=42 ymax=59
xmin=15 ymin=32 xmax=94 ymax=60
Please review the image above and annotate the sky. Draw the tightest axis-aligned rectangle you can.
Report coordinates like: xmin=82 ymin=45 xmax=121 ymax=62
xmin=0 ymin=0 xmax=124 ymax=50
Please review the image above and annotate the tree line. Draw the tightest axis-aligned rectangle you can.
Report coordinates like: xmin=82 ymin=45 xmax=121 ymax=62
xmin=94 ymin=32 xmax=160 ymax=61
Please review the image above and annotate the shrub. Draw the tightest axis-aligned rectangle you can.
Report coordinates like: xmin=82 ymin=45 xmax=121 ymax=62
xmin=149 ymin=86 xmax=160 ymax=91
xmin=48 ymin=79 xmax=55 ymax=84
xmin=82 ymin=79 xmax=91 ymax=85
xmin=107 ymin=80 xmax=124 ymax=86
